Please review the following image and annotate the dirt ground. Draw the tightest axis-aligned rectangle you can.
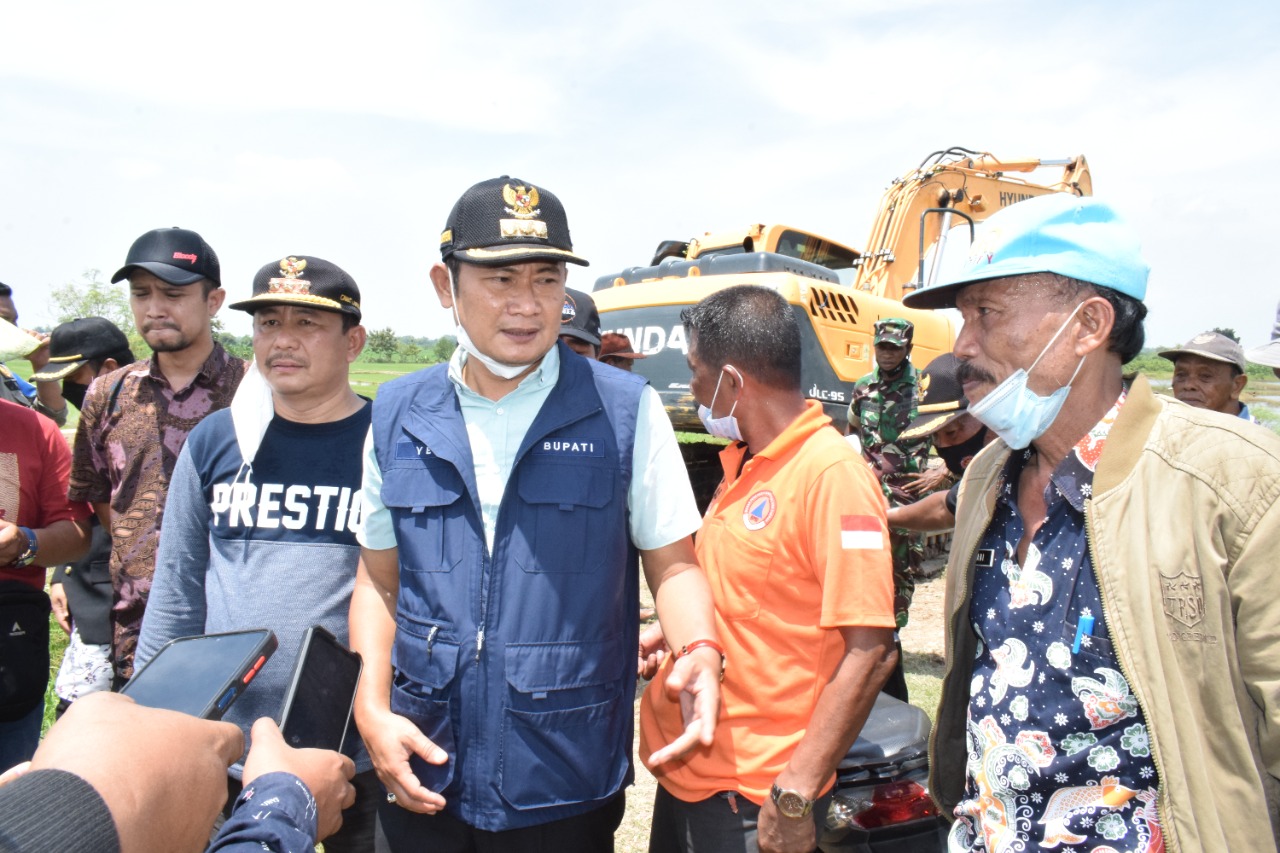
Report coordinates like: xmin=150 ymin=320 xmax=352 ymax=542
xmin=901 ymin=557 xmax=949 ymax=659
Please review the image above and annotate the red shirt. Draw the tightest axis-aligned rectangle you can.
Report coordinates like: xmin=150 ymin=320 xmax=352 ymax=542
xmin=0 ymin=399 xmax=92 ymax=587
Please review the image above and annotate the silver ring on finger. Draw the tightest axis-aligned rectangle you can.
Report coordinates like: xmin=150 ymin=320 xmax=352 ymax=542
xmin=386 ymin=791 xmax=397 ymax=804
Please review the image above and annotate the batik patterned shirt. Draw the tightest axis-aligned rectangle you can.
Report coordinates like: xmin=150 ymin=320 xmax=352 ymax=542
xmin=950 ymin=390 xmax=1164 ymax=853
xmin=68 ymin=343 xmax=245 ymax=679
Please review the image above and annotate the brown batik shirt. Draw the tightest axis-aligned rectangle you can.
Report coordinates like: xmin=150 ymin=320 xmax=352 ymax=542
xmin=69 ymin=342 xmax=246 ymax=680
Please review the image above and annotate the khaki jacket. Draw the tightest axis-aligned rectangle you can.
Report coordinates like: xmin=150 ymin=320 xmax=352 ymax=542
xmin=931 ymin=375 xmax=1280 ymax=851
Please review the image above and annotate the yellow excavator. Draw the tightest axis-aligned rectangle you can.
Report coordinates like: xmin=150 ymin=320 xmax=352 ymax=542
xmin=592 ymin=147 xmax=1091 ymax=432
xmin=591 ymin=148 xmax=1090 ymax=506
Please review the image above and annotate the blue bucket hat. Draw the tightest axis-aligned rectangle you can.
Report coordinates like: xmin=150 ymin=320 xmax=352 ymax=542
xmin=902 ymin=194 xmax=1149 ymax=310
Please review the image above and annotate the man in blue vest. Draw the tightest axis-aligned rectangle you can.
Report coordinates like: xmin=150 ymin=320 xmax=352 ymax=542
xmin=350 ymin=176 xmax=723 ymax=851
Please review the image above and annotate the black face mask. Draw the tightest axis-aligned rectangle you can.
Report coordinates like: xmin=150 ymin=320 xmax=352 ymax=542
xmin=62 ymin=380 xmax=89 ymax=411
xmin=937 ymin=427 xmax=990 ymax=477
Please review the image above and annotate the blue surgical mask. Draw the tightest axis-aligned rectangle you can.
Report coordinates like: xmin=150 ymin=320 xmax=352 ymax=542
xmin=698 ymin=366 xmax=743 ymax=441
xmin=967 ymin=305 xmax=1086 ymax=450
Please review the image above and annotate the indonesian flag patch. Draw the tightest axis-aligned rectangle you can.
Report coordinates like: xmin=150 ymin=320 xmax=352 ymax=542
xmin=840 ymin=515 xmax=884 ymax=550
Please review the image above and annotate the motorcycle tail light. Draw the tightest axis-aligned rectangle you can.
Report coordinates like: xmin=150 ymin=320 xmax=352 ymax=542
xmin=849 ymin=779 xmax=939 ymax=829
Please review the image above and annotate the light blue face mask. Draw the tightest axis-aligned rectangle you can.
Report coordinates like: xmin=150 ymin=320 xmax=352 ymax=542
xmin=451 ymin=273 xmax=537 ymax=381
xmin=967 ymin=304 xmax=1086 ymax=450
xmin=697 ymin=365 xmax=744 ymax=442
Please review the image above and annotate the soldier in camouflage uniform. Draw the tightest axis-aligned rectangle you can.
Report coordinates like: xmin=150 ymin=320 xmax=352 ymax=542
xmin=847 ymin=318 xmax=932 ymax=640
xmin=847 ymin=319 xmax=932 ymax=700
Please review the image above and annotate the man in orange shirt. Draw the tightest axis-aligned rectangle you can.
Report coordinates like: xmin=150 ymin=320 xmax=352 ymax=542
xmin=639 ymin=285 xmax=898 ymax=853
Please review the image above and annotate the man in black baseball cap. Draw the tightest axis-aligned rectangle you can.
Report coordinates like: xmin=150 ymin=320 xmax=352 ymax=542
xmin=352 ymin=176 xmax=721 ymax=849
xmin=141 ymin=254 xmax=376 ymax=850
xmin=69 ymin=226 xmax=245 ymax=684
xmin=558 ymin=287 xmax=602 ymax=358
xmin=111 ymin=227 xmax=221 ymax=287
xmin=227 ymin=254 xmax=365 ymax=414
xmin=30 ymin=318 xmax=134 ymax=412
xmin=110 ymin=226 xmax=227 ymax=366
xmin=229 ymin=255 xmax=362 ymax=321
xmin=437 ymin=176 xmax=589 ymax=268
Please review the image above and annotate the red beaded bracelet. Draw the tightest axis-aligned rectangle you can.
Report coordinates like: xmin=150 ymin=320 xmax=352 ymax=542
xmin=677 ymin=639 xmax=726 ymax=680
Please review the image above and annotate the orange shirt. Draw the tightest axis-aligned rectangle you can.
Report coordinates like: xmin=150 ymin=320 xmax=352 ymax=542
xmin=639 ymin=401 xmax=895 ymax=804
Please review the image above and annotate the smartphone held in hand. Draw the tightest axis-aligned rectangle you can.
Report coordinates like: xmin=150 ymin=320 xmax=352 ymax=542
xmin=121 ymin=629 xmax=277 ymax=720
xmin=278 ymin=626 xmax=363 ymax=752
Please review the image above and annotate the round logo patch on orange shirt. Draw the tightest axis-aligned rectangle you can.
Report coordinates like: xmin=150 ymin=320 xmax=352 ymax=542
xmin=742 ymin=490 xmax=776 ymax=531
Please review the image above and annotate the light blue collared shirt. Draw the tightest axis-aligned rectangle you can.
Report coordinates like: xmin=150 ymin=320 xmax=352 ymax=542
xmin=359 ymin=345 xmax=699 ymax=554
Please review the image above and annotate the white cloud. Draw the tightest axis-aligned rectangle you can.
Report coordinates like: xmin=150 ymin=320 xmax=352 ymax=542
xmin=113 ymin=158 xmax=164 ymax=181
xmin=181 ymin=152 xmax=355 ymax=201
xmin=1 ymin=0 xmax=1278 ymax=349
xmin=1 ymin=1 xmax=566 ymax=129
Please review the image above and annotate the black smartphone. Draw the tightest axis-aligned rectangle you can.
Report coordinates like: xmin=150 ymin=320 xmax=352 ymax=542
xmin=121 ymin=629 xmax=277 ymax=720
xmin=278 ymin=626 xmax=363 ymax=752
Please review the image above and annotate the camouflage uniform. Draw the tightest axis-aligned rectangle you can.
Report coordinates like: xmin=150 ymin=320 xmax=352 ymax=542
xmin=848 ymin=321 xmax=931 ymax=628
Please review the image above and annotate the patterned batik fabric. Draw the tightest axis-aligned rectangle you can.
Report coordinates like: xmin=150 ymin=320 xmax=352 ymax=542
xmin=68 ymin=343 xmax=246 ymax=680
xmin=950 ymin=390 xmax=1165 ymax=853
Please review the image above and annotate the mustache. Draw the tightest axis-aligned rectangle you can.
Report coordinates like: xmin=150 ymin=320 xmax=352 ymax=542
xmin=142 ymin=321 xmax=179 ymax=333
xmin=266 ymin=354 xmax=307 ymax=368
xmin=956 ymin=361 xmax=997 ymax=386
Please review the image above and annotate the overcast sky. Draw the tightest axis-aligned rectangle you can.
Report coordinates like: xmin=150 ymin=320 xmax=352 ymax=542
xmin=3 ymin=0 xmax=1276 ymax=348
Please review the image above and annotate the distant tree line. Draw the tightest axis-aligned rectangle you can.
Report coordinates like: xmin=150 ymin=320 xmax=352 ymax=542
xmin=363 ymin=329 xmax=456 ymax=364
xmin=41 ymin=272 xmax=1269 ymax=378
xmin=46 ymin=270 xmax=455 ymax=366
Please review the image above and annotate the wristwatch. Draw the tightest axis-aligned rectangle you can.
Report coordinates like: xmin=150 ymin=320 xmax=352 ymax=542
xmin=770 ymin=783 xmax=814 ymax=819
xmin=11 ymin=526 xmax=38 ymax=568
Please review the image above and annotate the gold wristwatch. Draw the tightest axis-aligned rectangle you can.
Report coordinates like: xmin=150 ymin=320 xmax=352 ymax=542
xmin=770 ymin=783 xmax=814 ymax=819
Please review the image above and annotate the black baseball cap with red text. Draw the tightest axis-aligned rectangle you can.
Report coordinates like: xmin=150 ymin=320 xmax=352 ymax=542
xmin=111 ymin=227 xmax=221 ymax=287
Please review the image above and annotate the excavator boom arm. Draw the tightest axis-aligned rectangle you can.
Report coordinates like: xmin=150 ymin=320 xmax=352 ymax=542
xmin=853 ymin=151 xmax=1091 ymax=299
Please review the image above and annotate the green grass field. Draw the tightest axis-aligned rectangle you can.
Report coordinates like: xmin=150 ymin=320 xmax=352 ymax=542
xmin=41 ymin=613 xmax=68 ymax=735
xmin=347 ymin=361 xmax=436 ymax=397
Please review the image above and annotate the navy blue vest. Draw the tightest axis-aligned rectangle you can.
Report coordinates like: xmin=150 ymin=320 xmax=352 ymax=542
xmin=371 ymin=343 xmax=645 ymax=831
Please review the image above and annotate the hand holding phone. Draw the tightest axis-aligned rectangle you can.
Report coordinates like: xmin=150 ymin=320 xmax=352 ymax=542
xmin=243 ymin=717 xmax=356 ymax=841
xmin=31 ymin=691 xmax=244 ymax=852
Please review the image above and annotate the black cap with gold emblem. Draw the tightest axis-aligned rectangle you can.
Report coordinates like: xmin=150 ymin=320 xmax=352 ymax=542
xmin=229 ymin=255 xmax=362 ymax=321
xmin=440 ymin=176 xmax=588 ymax=267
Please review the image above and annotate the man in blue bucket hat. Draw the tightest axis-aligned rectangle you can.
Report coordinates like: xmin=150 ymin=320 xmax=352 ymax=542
xmin=904 ymin=194 xmax=1280 ymax=850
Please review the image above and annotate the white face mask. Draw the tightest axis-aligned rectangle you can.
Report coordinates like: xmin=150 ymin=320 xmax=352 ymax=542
xmin=697 ymin=365 xmax=744 ymax=441
xmin=967 ymin=303 xmax=1086 ymax=450
xmin=451 ymin=272 xmax=537 ymax=381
